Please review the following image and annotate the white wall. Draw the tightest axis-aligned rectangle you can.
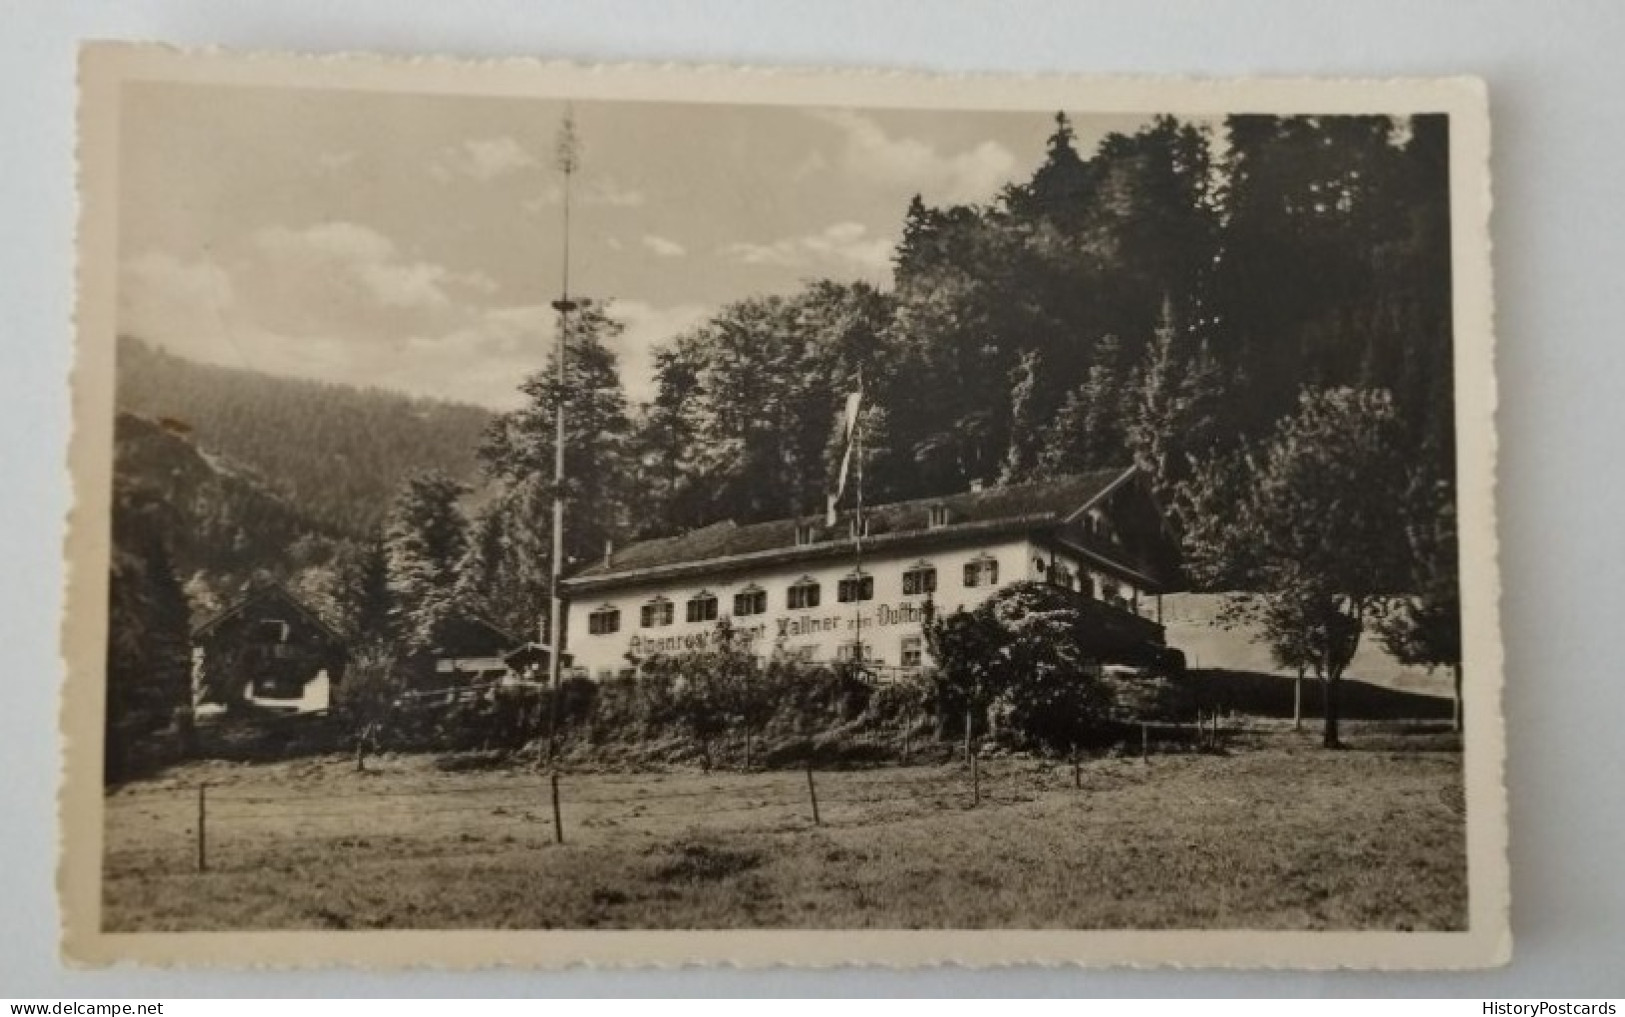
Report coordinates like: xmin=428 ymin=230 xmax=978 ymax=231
xmin=565 ymin=537 xmax=1039 ymax=676
xmin=565 ymin=536 xmax=1161 ymax=677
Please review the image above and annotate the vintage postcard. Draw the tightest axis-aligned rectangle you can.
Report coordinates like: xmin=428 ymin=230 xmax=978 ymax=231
xmin=63 ymin=44 xmax=1506 ymax=968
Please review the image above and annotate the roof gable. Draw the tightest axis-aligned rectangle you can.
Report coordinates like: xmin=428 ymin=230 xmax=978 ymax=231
xmin=191 ymin=581 xmax=342 ymax=643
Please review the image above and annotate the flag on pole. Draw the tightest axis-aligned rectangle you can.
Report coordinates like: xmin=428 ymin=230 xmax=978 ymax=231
xmin=826 ymin=384 xmax=863 ymax=526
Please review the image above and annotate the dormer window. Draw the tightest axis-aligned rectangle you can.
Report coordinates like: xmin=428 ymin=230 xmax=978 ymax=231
xmin=849 ymin=515 xmax=869 ymax=540
xmin=686 ymin=591 xmax=719 ymax=624
xmin=588 ymin=605 xmax=621 ymax=635
xmin=927 ymin=504 xmax=950 ymax=529
xmin=1086 ymin=508 xmax=1110 ymax=538
xmin=794 ymin=521 xmax=817 ymax=546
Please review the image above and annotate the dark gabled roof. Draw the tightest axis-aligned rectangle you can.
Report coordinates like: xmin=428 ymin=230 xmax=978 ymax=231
xmin=564 ymin=467 xmax=1136 ymax=592
xmin=191 ymin=580 xmax=343 ymax=643
xmin=420 ymin=612 xmax=525 ymax=658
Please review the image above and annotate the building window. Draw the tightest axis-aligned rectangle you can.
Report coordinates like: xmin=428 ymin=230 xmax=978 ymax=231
xmin=255 ymin=619 xmax=289 ymax=643
xmin=787 ymin=578 xmax=821 ymax=610
xmin=900 ymin=635 xmax=923 ymax=669
xmin=963 ymin=556 xmax=999 ymax=588
xmin=686 ymin=592 xmax=719 ymax=623
xmin=849 ymin=516 xmax=869 ymax=540
xmin=733 ymin=586 xmax=767 ymax=617
xmin=902 ymin=563 xmax=937 ymax=596
xmin=927 ymin=504 xmax=950 ymax=529
xmin=1051 ymin=563 xmax=1074 ymax=591
xmin=588 ymin=606 xmax=620 ymax=635
xmin=794 ymin=522 xmax=816 ymax=546
xmin=1101 ymin=579 xmax=1123 ymax=607
xmin=641 ymin=598 xmax=673 ymax=628
xmin=838 ymin=572 xmax=874 ymax=603
xmin=838 ymin=641 xmax=872 ymax=663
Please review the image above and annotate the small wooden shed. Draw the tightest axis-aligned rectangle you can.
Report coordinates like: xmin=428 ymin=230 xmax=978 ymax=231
xmin=190 ymin=582 xmax=347 ymax=714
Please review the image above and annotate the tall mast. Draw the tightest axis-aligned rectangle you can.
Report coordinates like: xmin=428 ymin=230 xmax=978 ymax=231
xmin=852 ymin=369 xmax=864 ymax=668
xmin=546 ymin=108 xmax=580 ymax=760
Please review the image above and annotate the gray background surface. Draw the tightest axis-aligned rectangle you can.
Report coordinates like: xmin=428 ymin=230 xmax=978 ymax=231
xmin=2 ymin=0 xmax=1620 ymax=997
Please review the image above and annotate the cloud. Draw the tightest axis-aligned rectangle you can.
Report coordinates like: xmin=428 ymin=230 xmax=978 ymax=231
xmin=808 ymin=109 xmax=1018 ymax=205
xmin=252 ymin=221 xmax=494 ymax=313
xmin=641 ymin=234 xmax=687 ymax=258
xmin=722 ymin=221 xmax=894 ymax=275
xmin=521 ymin=177 xmax=648 ymax=214
xmin=583 ymin=179 xmax=647 ymax=207
xmin=431 ymin=136 xmax=538 ymax=183
xmin=119 ymin=251 xmax=239 ymax=361
xmin=119 ymin=243 xmax=717 ymax=410
xmin=121 ymin=245 xmax=546 ymax=408
xmin=604 ymin=299 xmax=712 ymax=404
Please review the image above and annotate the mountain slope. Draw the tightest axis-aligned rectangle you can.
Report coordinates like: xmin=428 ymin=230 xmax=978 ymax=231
xmin=115 ymin=337 xmax=494 ymax=537
xmin=112 ymin=411 xmax=319 ymax=586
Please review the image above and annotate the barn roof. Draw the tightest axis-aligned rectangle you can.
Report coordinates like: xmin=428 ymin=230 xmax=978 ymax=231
xmin=191 ymin=580 xmax=343 ymax=643
xmin=564 ymin=467 xmax=1140 ymax=593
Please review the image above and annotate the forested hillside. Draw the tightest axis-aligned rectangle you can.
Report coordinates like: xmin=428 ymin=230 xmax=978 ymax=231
xmin=458 ymin=114 xmax=1455 ymax=627
xmin=111 ymin=412 xmax=321 ymax=611
xmin=115 ymin=337 xmax=493 ymax=537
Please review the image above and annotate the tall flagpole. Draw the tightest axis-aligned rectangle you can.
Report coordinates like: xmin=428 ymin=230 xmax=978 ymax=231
xmin=546 ymin=109 xmax=580 ymax=761
xmin=852 ymin=369 xmax=864 ymax=671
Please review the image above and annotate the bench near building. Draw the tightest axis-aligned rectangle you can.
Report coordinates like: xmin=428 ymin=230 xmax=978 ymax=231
xmin=560 ymin=466 xmax=1185 ymax=680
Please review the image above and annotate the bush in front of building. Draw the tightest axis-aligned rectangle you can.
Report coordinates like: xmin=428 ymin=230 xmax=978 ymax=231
xmin=309 ymin=599 xmax=1191 ymax=766
xmin=926 ymin=581 xmax=1170 ymax=753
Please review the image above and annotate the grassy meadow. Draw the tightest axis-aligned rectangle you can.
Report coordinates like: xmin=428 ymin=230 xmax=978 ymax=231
xmin=102 ymin=717 xmax=1467 ymax=932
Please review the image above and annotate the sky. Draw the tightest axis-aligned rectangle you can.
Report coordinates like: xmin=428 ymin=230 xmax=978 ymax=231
xmin=116 ymin=82 xmax=1153 ymax=409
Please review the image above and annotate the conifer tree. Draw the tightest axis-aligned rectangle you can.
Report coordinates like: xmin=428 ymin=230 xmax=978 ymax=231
xmin=998 ymin=349 xmax=1044 ymax=485
xmin=105 ymin=480 xmax=193 ymax=781
xmin=382 ymin=471 xmax=469 ymax=651
xmin=479 ymin=300 xmax=633 ymax=570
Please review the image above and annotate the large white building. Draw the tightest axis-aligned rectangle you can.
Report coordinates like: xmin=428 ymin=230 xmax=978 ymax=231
xmin=559 ymin=466 xmax=1185 ymax=680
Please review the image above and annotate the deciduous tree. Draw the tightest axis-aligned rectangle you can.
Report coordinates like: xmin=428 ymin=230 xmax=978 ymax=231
xmin=1182 ymin=387 xmax=1410 ymax=747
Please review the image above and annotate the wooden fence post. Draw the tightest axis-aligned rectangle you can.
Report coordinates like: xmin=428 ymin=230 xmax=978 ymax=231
xmin=971 ymin=752 xmax=980 ymax=807
xmin=805 ymin=763 xmax=821 ymax=827
xmin=1141 ymin=722 xmax=1149 ymax=763
xmin=1072 ymin=746 xmax=1081 ymax=790
xmin=196 ymin=783 xmax=207 ymax=872
xmin=550 ymin=772 xmax=564 ymax=845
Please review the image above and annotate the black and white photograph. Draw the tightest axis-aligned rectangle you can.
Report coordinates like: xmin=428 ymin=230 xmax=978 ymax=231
xmin=62 ymin=48 xmax=1504 ymax=968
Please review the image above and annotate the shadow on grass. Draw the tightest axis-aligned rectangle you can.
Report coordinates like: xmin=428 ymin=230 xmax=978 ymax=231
xmin=1192 ymin=668 xmax=1453 ymax=722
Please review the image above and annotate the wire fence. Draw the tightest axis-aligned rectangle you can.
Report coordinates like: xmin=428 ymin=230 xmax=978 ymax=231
xmin=104 ymin=729 xmax=1228 ymax=877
